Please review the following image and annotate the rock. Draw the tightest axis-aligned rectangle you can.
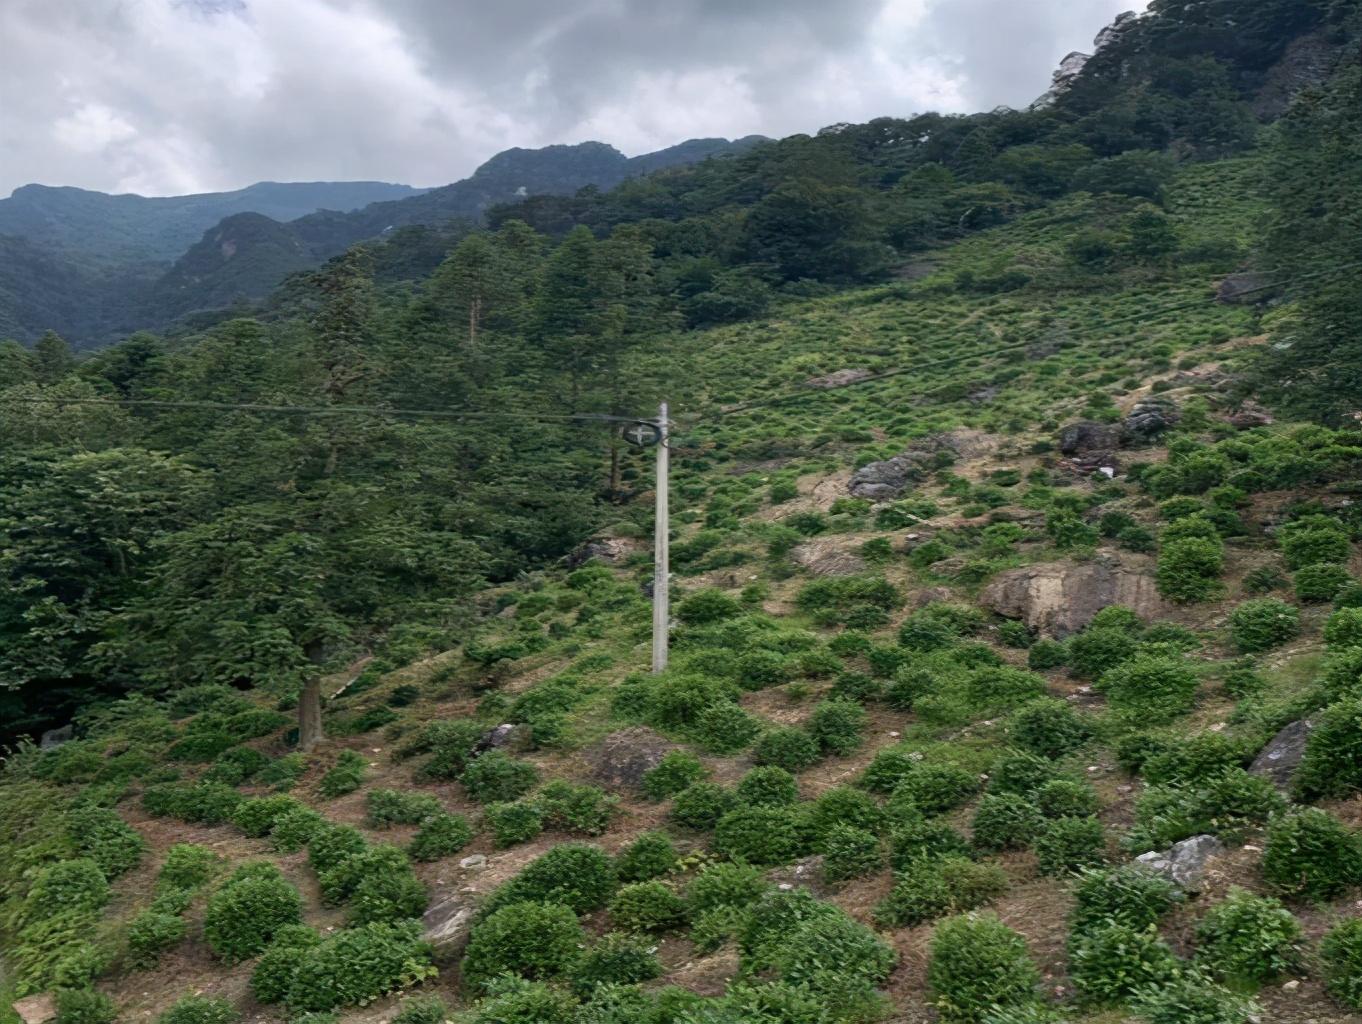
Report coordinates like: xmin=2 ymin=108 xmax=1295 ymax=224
xmin=589 ymin=727 xmax=672 ymax=789
xmin=848 ymin=451 xmax=931 ymax=500
xmin=1135 ymin=834 xmax=1226 ymax=891
xmin=459 ymin=854 xmax=488 ymax=870
xmin=1280 ymin=979 xmax=1301 ymax=993
xmin=767 ymin=856 xmax=826 ymax=895
xmin=791 ymin=539 xmax=866 ymax=578
xmin=11 ymin=995 xmax=56 ymax=1024
xmin=981 ymin=549 xmax=1167 ymax=638
xmin=1250 ymin=719 xmax=1315 ymax=791
xmin=422 ymin=891 xmax=477 ymax=961
xmin=39 ymin=724 xmax=73 ymax=750
xmin=1255 ymin=30 xmax=1342 ymax=119
xmin=1030 ymin=11 xmax=1138 ymax=109
xmin=1229 ymin=404 xmax=1274 ymax=430
xmin=1058 ymin=421 xmax=1126 ymax=455
xmin=566 ymin=536 xmax=640 ymax=568
xmin=1217 ymin=272 xmax=1273 ymax=305
xmin=473 ymin=723 xmax=529 ymax=755
xmin=1124 ymin=398 xmax=1180 ymax=438
xmin=806 ymin=368 xmax=872 ymax=390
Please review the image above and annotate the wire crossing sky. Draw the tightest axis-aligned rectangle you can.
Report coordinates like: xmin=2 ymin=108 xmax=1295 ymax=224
xmin=1 ymin=0 xmax=1145 ymax=197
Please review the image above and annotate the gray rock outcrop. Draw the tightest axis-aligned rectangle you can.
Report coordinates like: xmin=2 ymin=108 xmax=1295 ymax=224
xmin=1058 ymin=421 xmax=1126 ymax=455
xmin=40 ymin=724 xmax=73 ymax=750
xmin=1124 ymin=398 xmax=1180 ymax=438
xmin=1135 ymin=834 xmax=1225 ymax=891
xmin=791 ymin=539 xmax=867 ymax=578
xmin=423 ymin=891 xmax=477 ymax=961
xmin=849 ymin=451 xmax=932 ymax=500
xmin=1250 ymin=719 xmax=1315 ymax=791
xmin=589 ymin=727 xmax=672 ymax=789
xmin=1217 ymin=272 xmax=1273 ymax=304
xmin=981 ymin=549 xmax=1166 ymax=637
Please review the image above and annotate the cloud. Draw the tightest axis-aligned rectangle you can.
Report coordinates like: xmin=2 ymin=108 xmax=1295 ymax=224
xmin=0 ymin=0 xmax=1144 ymax=197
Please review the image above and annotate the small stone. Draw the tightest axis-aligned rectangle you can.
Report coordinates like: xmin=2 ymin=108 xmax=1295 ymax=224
xmin=777 ymin=883 xmax=794 ymax=891
xmin=459 ymin=854 xmax=488 ymax=870
xmin=1281 ymin=980 xmax=1300 ymax=993
xmin=888 ymin=731 xmax=901 ymax=738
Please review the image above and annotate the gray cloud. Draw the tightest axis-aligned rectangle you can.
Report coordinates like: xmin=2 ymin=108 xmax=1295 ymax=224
xmin=0 ymin=0 xmax=1144 ymax=197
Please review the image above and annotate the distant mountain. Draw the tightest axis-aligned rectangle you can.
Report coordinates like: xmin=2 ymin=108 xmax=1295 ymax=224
xmin=0 ymin=135 xmax=767 ymax=347
xmin=0 ymin=180 xmax=425 ymax=266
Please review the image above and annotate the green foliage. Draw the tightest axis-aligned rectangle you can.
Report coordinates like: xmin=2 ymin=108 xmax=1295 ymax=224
xmin=249 ymin=924 xmax=321 ymax=1003
xmin=1295 ymin=563 xmax=1352 ymax=603
xmin=318 ymin=750 xmax=367 ymax=798
xmin=609 ymin=881 xmax=685 ymax=932
xmin=676 ymin=589 xmax=743 ymax=625
xmin=392 ymin=995 xmax=450 ymax=1024
xmin=482 ymin=843 xmax=616 ymax=917
xmin=1070 ymin=922 xmax=1180 ymax=1005
xmin=572 ymin=932 xmax=661 ymax=994
xmin=670 ymin=781 xmax=736 ymax=830
xmin=806 ymin=697 xmax=867 ymax=755
xmin=156 ymin=996 xmax=238 ymax=1024
xmin=736 ymin=765 xmax=799 ymax=807
xmin=1130 ymin=971 xmax=1259 ymax=1024
xmin=230 ymin=795 xmax=303 ymax=838
xmin=615 ymin=831 xmax=677 ymax=883
xmin=537 ymin=779 xmax=617 ymax=835
xmin=365 ymin=788 xmax=443 ymax=828
xmin=307 ymin=822 xmax=367 ymax=873
xmin=1325 ymin=608 xmax=1362 ymax=650
xmin=822 ymin=824 xmax=883 ymax=883
xmin=285 ymin=920 xmax=435 ymax=1011
xmin=1097 ymin=654 xmax=1199 ymax=721
xmin=875 ymin=858 xmax=1008 ymax=927
xmin=1027 ymin=639 xmax=1068 ymax=671
xmin=1066 ymin=626 xmax=1139 ymax=680
xmin=485 ymin=801 xmax=544 ymax=847
xmin=158 ymin=844 xmax=216 ymax=891
xmin=1321 ymin=918 xmax=1362 ymax=1010
xmin=1293 ymin=698 xmax=1362 ymax=800
xmin=642 ymin=750 xmax=707 ymax=800
xmin=1195 ymin=887 xmax=1301 ymax=984
xmin=1281 ymin=525 xmax=1351 ymax=570
xmin=893 ymin=762 xmax=980 ymax=815
xmin=1034 ymin=816 xmax=1106 ymax=876
xmin=461 ymin=750 xmax=539 ymax=803
xmin=927 ymin=912 xmax=1041 ymax=1022
xmin=692 ymin=701 xmax=761 ymax=754
xmin=1070 ymin=866 xmax=1182 ymax=936
xmin=889 ymin=820 xmax=972 ymax=867
xmin=752 ymin=727 xmax=820 ymax=773
xmin=985 ymin=749 xmax=1061 ymax=797
xmin=269 ymin=807 xmax=326 ymax=853
xmin=65 ymin=805 xmax=144 ymax=879
xmin=408 ymin=812 xmax=475 ymax=861
xmin=1156 ymin=536 xmax=1224 ymax=603
xmin=1009 ymin=699 xmax=1089 ymax=758
xmin=1262 ymin=808 xmax=1362 ymax=902
xmin=1034 ymin=779 xmax=1101 ymax=819
xmin=53 ymin=988 xmax=117 ymax=1024
xmin=462 ymin=900 xmax=585 ymax=990
xmin=127 ymin=909 xmax=188 ymax=967
xmin=686 ymin=861 xmax=768 ymax=916
xmin=203 ymin=863 xmax=303 ymax=962
xmin=971 ymin=794 xmax=1044 ymax=853
xmin=713 ymin=806 xmax=810 ymax=865
xmin=1228 ymin=598 xmax=1299 ymax=653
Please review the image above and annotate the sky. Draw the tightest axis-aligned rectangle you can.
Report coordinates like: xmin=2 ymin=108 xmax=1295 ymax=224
xmin=0 ymin=0 xmax=1146 ymax=198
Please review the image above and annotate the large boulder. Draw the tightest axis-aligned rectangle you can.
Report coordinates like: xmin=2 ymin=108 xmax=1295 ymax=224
xmin=848 ymin=451 xmax=932 ymax=500
xmin=1124 ymin=398 xmax=1180 ymax=439
xmin=981 ymin=550 xmax=1166 ymax=638
xmin=1135 ymin=834 xmax=1225 ymax=892
xmin=567 ymin=536 xmax=640 ymax=568
xmin=423 ymin=890 xmax=477 ymax=961
xmin=39 ymin=724 xmax=73 ymax=750
xmin=791 ymin=539 xmax=867 ymax=578
xmin=1250 ymin=719 xmax=1315 ymax=791
xmin=11 ymin=995 xmax=56 ymax=1024
xmin=1058 ymin=421 xmax=1126 ymax=455
xmin=589 ymin=727 xmax=672 ymax=789
xmin=1217 ymin=272 xmax=1272 ymax=304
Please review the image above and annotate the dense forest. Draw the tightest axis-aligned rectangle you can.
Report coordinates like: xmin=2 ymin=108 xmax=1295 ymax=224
xmin=3 ymin=1 xmax=1362 ymax=1023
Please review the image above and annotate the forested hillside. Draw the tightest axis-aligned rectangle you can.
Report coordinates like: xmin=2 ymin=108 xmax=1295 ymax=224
xmin=2 ymin=2 xmax=1362 ymax=1024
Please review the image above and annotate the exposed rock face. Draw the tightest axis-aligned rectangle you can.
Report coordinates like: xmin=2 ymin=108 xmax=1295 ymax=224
xmin=473 ymin=723 xmax=529 ymax=755
xmin=806 ymin=368 xmax=872 ymax=390
xmin=589 ymin=727 xmax=672 ymax=789
xmin=769 ymin=855 xmax=826 ymax=896
xmin=11 ymin=995 xmax=56 ymax=1024
xmin=791 ymin=539 xmax=867 ymax=578
xmin=567 ymin=536 xmax=640 ymax=567
xmin=1255 ymin=31 xmax=1342 ymax=119
xmin=1135 ymin=834 xmax=1225 ymax=891
xmin=423 ymin=891 xmax=477 ymax=961
xmin=1124 ymin=398 xmax=1180 ymax=438
xmin=848 ymin=430 xmax=997 ymax=500
xmin=1058 ymin=421 xmax=1126 ymax=455
xmin=39 ymin=724 xmax=73 ymax=750
xmin=1250 ymin=719 xmax=1315 ymax=791
xmin=1229 ymin=404 xmax=1274 ymax=430
xmin=981 ymin=550 xmax=1166 ymax=637
xmin=1217 ymin=272 xmax=1273 ymax=304
xmin=1030 ymin=11 xmax=1140 ymax=109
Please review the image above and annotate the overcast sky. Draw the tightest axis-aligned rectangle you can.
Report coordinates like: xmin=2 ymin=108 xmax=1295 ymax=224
xmin=0 ymin=0 xmax=1146 ymax=198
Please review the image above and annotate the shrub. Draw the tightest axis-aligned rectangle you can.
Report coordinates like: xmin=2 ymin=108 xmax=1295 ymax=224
xmin=1070 ymin=922 xmax=1180 ymax=1005
xmin=459 ymin=977 xmax=577 ymax=1022
xmin=609 ymin=881 xmax=685 ymax=932
xmin=1034 ymin=817 xmax=1105 ymax=876
xmin=822 ymin=825 xmax=882 ymax=883
xmin=1034 ymin=779 xmax=1101 ymax=819
xmin=677 ymin=589 xmax=743 ymax=624
xmin=986 ymin=749 xmax=1061 ymax=797
xmin=483 ymin=844 xmax=616 ymax=917
xmin=670 ymin=782 xmax=736 ymax=830
xmin=307 ymin=823 xmax=367 ymax=874
xmin=1157 ymin=536 xmax=1224 ymax=603
xmin=965 ymin=666 xmax=1047 ymax=714
xmin=462 ymin=751 xmax=539 ymax=803
xmin=1010 ymin=699 xmax=1089 ymax=759
xmin=53 ymin=989 xmax=117 ymax=1024
xmin=1067 ymin=626 xmax=1140 ymax=680
xmin=203 ymin=745 xmax=270 ymax=785
xmin=286 ymin=920 xmax=435 ymax=1011
xmin=269 ymin=807 xmax=326 ymax=853
xmin=693 ymin=701 xmax=761 ymax=753
xmin=156 ymin=996 xmax=238 ymax=1024
xmin=408 ymin=812 xmax=475 ymax=861
xmin=927 ymin=913 xmax=1041 ymax=1022
xmin=1281 ymin=526 xmax=1350 ymax=569
xmin=158 ymin=844 xmax=216 ymax=891
xmin=1295 ymin=564 xmax=1352 ymax=603
xmin=860 ymin=748 xmax=918 ymax=793
xmin=807 ymin=698 xmax=867 ymax=756
xmin=736 ymin=649 xmax=792 ymax=689
xmin=769 ymin=907 xmax=896 ymax=996
xmin=127 ymin=909 xmax=188 ymax=967
xmin=876 ymin=858 xmax=1008 ymax=928
xmin=484 ymin=801 xmax=544 ymax=847
xmin=572 ymin=932 xmax=661 ymax=994
xmin=642 ymin=750 xmax=707 ymax=799
xmin=365 ymin=789 xmax=443 ymax=828
xmin=203 ymin=865 xmax=303 ymax=962
xmin=250 ymin=924 xmax=320 ymax=1003
xmin=28 ymin=859 xmax=109 ymax=913
xmin=1321 ymin=918 xmax=1362 ymax=1010
xmin=686 ymin=862 xmax=767 ymax=916
xmin=1325 ymin=608 xmax=1362 ymax=649
xmin=889 ymin=820 xmax=972 ymax=868
xmin=1141 ymin=733 xmax=1247 ymax=785
xmin=752 ymin=727 xmax=820 ymax=772
xmin=736 ymin=765 xmax=799 ymax=807
xmin=1097 ymin=655 xmax=1199 ymax=721
xmin=1070 ymin=866 xmax=1181 ymax=936
xmin=413 ymin=720 xmax=484 ymax=780
xmin=971 ymin=794 xmax=1044 ymax=853
xmin=1228 ymin=598 xmax=1300 ymax=653
xmin=615 ymin=832 xmax=677 ymax=884
xmin=808 ymin=786 xmax=884 ymax=841
xmin=537 ymin=780 xmax=616 ymax=835
xmin=65 ymin=806 xmax=144 ymax=879
xmin=1262 ymin=808 xmax=1362 ymax=902
xmin=391 ymin=996 xmax=449 ymax=1024
xmin=1027 ymin=638 xmax=1068 ymax=671
xmin=895 ymin=763 xmax=980 ymax=815
xmin=645 ymin=674 xmax=740 ymax=730
xmin=349 ymin=862 xmax=427 ymax=925
xmin=1130 ymin=971 xmax=1259 ymax=1024
xmin=462 ymin=900 xmax=584 ymax=990
xmin=713 ymin=806 xmax=809 ymax=865
xmin=230 ymin=795 xmax=302 ymax=838
xmin=1195 ymin=887 xmax=1301 ymax=983
xmin=318 ymin=750 xmax=366 ymax=797
xmin=1293 ymin=698 xmax=1362 ymax=800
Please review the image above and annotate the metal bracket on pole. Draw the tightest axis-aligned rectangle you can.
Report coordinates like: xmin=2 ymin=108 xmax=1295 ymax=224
xmin=651 ymin=401 xmax=670 ymax=674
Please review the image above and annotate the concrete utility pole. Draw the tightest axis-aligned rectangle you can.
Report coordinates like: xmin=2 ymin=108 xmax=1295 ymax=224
xmin=651 ymin=401 xmax=670 ymax=674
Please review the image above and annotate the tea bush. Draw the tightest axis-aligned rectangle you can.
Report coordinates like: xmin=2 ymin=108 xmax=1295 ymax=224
xmin=1156 ymin=536 xmax=1224 ymax=603
xmin=1321 ymin=918 xmax=1362 ymax=1010
xmin=537 ymin=779 xmax=617 ymax=835
xmin=808 ymin=785 xmax=884 ymax=841
xmin=860 ymin=748 xmax=918 ymax=793
xmin=1034 ymin=816 xmax=1106 ymax=876
xmin=250 ymin=925 xmax=320 ymax=1003
xmin=159 ymin=844 xmax=216 ymax=891
xmin=889 ymin=820 xmax=972 ymax=867
xmin=391 ymin=996 xmax=449 ymax=1024
xmin=964 ymin=666 xmax=1048 ymax=715
xmin=463 ymin=899 xmax=586 ymax=989
xmin=971 ymin=794 xmax=1044 ymax=853
xmin=485 ymin=801 xmax=544 ymax=847
xmin=713 ymin=806 xmax=810 ymax=865
xmin=1194 ymin=887 xmax=1301 ymax=983
xmin=1324 ymin=608 xmax=1362 ymax=649
xmin=285 ymin=921 xmax=435 ymax=1011
xmin=752 ymin=727 xmax=821 ymax=772
xmin=894 ymin=762 xmax=980 ymax=815
xmin=875 ymin=857 xmax=1009 ymax=927
xmin=642 ymin=750 xmax=707 ymax=799
xmin=986 ymin=749 xmax=1062 ymax=797
xmin=572 ymin=932 xmax=661 ymax=994
xmin=1130 ymin=971 xmax=1259 ymax=1024
xmin=408 ymin=812 xmax=475 ymax=861
xmin=1292 ymin=698 xmax=1362 ymax=800
xmin=615 ymin=831 xmax=677 ymax=882
xmin=65 ymin=806 xmax=144 ymax=879
xmin=1295 ymin=564 xmax=1352 ymax=603
xmin=1069 ymin=866 xmax=1181 ymax=935
xmin=693 ymin=701 xmax=761 ymax=753
xmin=927 ymin=913 xmax=1041 ymax=1022
xmin=269 ymin=807 xmax=326 ymax=853
xmin=807 ymin=697 xmax=867 ymax=755
xmin=686 ymin=861 xmax=768 ymax=916
xmin=461 ymin=750 xmax=539 ymax=803
xmin=822 ymin=824 xmax=883 ymax=882
xmin=1027 ymin=638 xmax=1069 ymax=671
xmin=1069 ymin=922 xmax=1180 ymax=1005
xmin=1097 ymin=654 xmax=1199 ymax=721
xmin=366 ymin=789 xmax=443 ymax=828
xmin=203 ymin=864 xmax=303 ymax=962
xmin=127 ymin=909 xmax=187 ymax=967
xmin=156 ymin=996 xmax=238 ymax=1024
xmin=670 ymin=781 xmax=736 ymax=829
xmin=736 ymin=765 xmax=799 ymax=806
xmin=53 ymin=989 xmax=117 ymax=1024
xmin=348 ymin=861 xmax=427 ymax=925
xmin=1262 ymin=808 xmax=1362 ymax=902
xmin=1228 ymin=598 xmax=1300 ymax=653
xmin=482 ymin=843 xmax=617 ymax=917
xmin=230 ymin=795 xmax=303 ymax=838
xmin=307 ymin=823 xmax=367 ymax=873
xmin=1034 ymin=779 xmax=1101 ymax=819
xmin=1281 ymin=524 xmax=1350 ymax=570
xmin=609 ymin=881 xmax=686 ymax=931
xmin=1067 ymin=626 xmax=1139 ymax=680
xmin=1009 ymin=699 xmax=1090 ymax=758
xmin=318 ymin=750 xmax=366 ymax=798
